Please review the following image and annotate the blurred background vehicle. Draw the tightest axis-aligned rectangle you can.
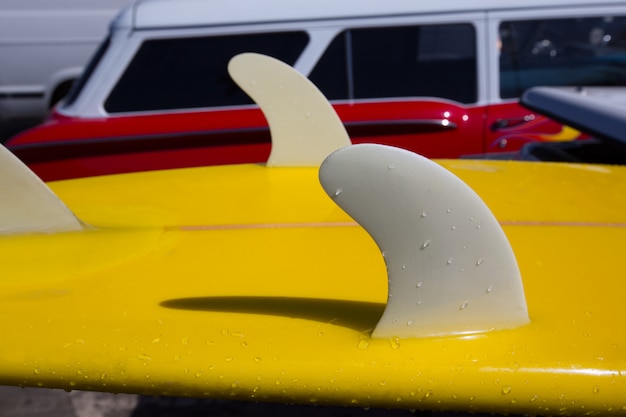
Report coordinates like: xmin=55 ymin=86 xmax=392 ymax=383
xmin=0 ymin=0 xmax=129 ymax=139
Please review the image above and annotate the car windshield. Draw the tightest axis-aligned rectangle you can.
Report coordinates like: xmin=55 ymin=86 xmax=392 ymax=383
xmin=63 ymin=36 xmax=111 ymax=108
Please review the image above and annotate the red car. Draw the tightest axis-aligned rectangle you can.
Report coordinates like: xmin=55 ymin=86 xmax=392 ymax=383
xmin=7 ymin=0 xmax=626 ymax=181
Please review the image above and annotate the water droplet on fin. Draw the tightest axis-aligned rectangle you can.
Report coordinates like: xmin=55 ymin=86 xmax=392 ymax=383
xmin=389 ymin=337 xmax=401 ymax=349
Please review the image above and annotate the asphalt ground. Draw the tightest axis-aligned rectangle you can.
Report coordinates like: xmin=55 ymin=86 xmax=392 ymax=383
xmin=0 ymin=386 xmax=501 ymax=417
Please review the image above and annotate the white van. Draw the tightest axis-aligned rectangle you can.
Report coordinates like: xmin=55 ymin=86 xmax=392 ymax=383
xmin=0 ymin=0 xmax=129 ymax=124
xmin=8 ymin=0 xmax=626 ymax=180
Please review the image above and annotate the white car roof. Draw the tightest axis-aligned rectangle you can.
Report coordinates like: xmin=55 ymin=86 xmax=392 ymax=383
xmin=117 ymin=0 xmax=626 ymax=30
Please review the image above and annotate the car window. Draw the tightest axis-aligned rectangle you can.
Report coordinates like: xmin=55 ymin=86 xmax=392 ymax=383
xmin=104 ymin=31 xmax=309 ymax=113
xmin=499 ymin=16 xmax=626 ymax=98
xmin=310 ymin=23 xmax=477 ymax=104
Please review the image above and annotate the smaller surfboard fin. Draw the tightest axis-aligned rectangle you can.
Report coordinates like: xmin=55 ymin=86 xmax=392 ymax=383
xmin=0 ymin=144 xmax=84 ymax=235
xmin=319 ymin=144 xmax=529 ymax=338
xmin=228 ymin=53 xmax=351 ymax=167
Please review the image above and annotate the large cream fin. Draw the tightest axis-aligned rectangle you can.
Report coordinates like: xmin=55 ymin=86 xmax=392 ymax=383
xmin=319 ymin=144 xmax=529 ymax=338
xmin=0 ymin=145 xmax=83 ymax=234
xmin=228 ymin=53 xmax=351 ymax=166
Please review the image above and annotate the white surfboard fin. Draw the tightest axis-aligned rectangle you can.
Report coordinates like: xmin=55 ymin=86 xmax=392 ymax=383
xmin=228 ymin=53 xmax=351 ymax=167
xmin=319 ymin=144 xmax=529 ymax=338
xmin=0 ymin=145 xmax=84 ymax=235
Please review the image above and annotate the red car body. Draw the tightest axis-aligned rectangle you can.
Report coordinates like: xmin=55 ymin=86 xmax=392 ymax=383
xmin=6 ymin=100 xmax=567 ymax=182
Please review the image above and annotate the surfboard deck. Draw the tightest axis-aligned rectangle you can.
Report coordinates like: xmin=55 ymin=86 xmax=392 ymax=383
xmin=1 ymin=159 xmax=625 ymax=416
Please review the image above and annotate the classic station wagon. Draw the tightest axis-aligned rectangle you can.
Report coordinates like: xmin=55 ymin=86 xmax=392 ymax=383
xmin=7 ymin=0 xmax=626 ymax=180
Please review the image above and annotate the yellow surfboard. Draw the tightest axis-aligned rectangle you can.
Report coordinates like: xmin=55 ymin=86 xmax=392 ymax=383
xmin=0 ymin=54 xmax=625 ymax=416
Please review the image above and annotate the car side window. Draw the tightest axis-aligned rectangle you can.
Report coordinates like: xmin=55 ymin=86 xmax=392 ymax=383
xmin=499 ymin=16 xmax=626 ymax=98
xmin=310 ymin=23 xmax=477 ymax=104
xmin=104 ymin=31 xmax=309 ymax=113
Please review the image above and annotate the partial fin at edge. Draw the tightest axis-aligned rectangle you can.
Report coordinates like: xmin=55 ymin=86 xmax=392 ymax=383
xmin=0 ymin=145 xmax=84 ymax=235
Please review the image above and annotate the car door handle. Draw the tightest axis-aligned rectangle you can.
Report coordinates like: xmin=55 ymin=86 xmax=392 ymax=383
xmin=344 ymin=119 xmax=457 ymax=137
xmin=491 ymin=114 xmax=536 ymax=131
